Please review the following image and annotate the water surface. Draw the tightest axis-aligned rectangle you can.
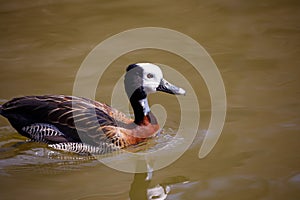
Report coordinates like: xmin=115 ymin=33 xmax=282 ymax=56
xmin=0 ymin=0 xmax=299 ymax=199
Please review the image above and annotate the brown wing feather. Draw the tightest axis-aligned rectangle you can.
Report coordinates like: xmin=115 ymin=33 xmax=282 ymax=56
xmin=0 ymin=95 xmax=132 ymax=146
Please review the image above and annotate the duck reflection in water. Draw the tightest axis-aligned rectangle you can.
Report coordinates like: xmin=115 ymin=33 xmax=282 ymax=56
xmin=129 ymin=162 xmax=188 ymax=200
xmin=130 ymin=172 xmax=170 ymax=200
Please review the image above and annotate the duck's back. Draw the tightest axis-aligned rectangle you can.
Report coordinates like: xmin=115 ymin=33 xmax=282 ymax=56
xmin=0 ymin=95 xmax=131 ymax=147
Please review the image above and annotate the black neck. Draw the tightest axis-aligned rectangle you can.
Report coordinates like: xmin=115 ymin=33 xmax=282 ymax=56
xmin=128 ymin=88 xmax=157 ymax=125
xmin=130 ymin=97 xmax=146 ymax=125
xmin=130 ymin=100 xmax=158 ymax=125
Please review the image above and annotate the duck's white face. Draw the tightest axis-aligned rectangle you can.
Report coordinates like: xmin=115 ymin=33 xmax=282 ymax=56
xmin=124 ymin=63 xmax=186 ymax=98
xmin=124 ymin=63 xmax=186 ymax=116
xmin=137 ymin=63 xmax=164 ymax=94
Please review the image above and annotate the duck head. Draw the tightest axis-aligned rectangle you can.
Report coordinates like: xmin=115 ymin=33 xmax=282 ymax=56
xmin=124 ymin=63 xmax=186 ymax=124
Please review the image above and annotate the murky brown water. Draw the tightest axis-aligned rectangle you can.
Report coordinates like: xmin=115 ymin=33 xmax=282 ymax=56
xmin=0 ymin=0 xmax=299 ymax=199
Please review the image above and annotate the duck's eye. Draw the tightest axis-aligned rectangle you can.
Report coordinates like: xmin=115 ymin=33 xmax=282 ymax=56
xmin=147 ymin=73 xmax=154 ymax=79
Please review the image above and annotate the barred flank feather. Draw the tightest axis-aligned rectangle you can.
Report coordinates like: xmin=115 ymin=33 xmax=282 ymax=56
xmin=22 ymin=123 xmax=65 ymax=143
xmin=49 ymin=142 xmax=120 ymax=154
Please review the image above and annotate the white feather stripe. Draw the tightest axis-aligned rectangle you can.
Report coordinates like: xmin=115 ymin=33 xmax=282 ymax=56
xmin=21 ymin=123 xmax=64 ymax=142
xmin=48 ymin=142 xmax=120 ymax=154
